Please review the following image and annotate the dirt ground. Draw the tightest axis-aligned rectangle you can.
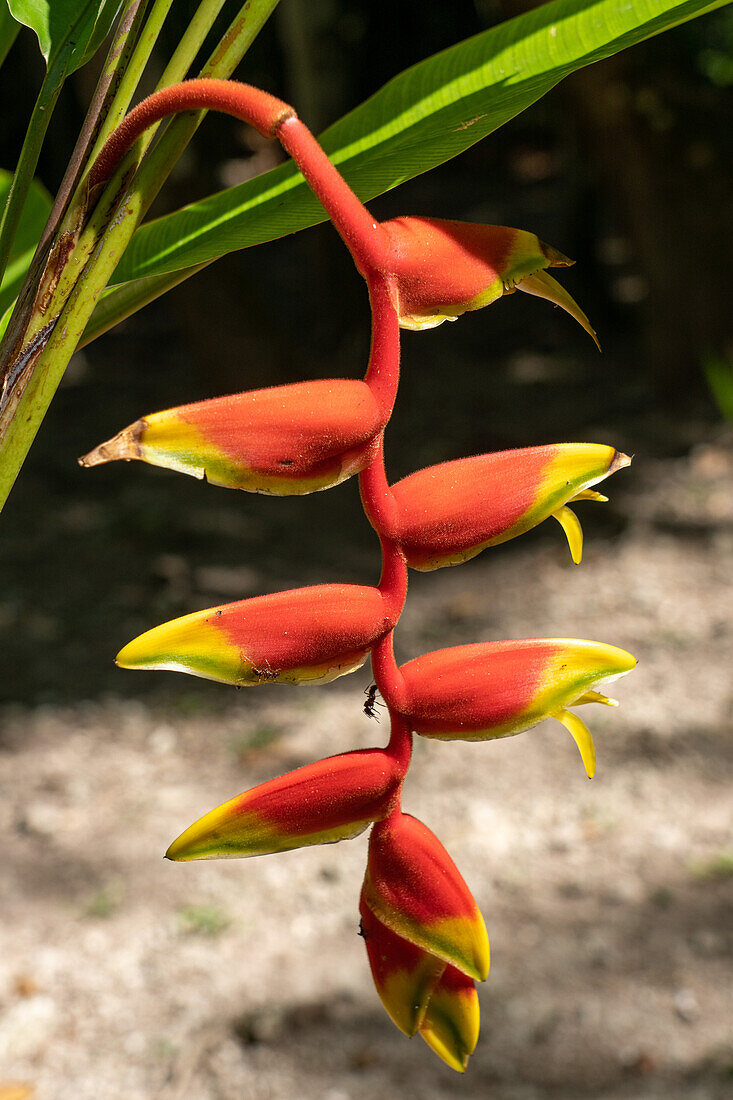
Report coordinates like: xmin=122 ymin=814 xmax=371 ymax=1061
xmin=1 ymin=423 xmax=732 ymax=1100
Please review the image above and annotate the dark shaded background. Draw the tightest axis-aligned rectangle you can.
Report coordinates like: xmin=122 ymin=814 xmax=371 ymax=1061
xmin=0 ymin=0 xmax=731 ymax=704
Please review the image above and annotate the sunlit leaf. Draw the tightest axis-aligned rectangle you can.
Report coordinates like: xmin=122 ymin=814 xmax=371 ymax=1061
xmin=7 ymin=0 xmax=124 ymax=73
xmin=0 ymin=1 xmax=21 ymax=69
xmin=112 ymin=0 xmax=727 ymax=284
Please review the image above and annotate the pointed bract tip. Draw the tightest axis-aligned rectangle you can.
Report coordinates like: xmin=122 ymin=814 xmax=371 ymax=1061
xmin=609 ymin=449 xmax=632 ymax=475
xmin=420 ymin=1028 xmax=470 ymax=1072
xmin=78 ymin=419 xmax=146 ymax=467
xmin=516 ymin=270 xmax=601 ymax=350
xmin=540 ymin=240 xmax=575 ymax=268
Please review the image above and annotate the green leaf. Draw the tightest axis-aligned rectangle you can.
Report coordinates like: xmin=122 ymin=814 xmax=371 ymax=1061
xmin=0 ymin=1 xmax=21 ymax=69
xmin=0 ymin=168 xmax=52 ymax=316
xmin=7 ymin=0 xmax=124 ymax=73
xmin=113 ymin=0 xmax=728 ymax=285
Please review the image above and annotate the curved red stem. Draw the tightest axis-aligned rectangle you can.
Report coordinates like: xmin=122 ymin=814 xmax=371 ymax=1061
xmin=385 ymin=708 xmax=413 ymax=778
xmin=88 ymin=79 xmax=294 ymax=190
xmin=371 ymin=630 xmax=407 ymax=712
xmin=87 ymin=79 xmax=392 ymax=277
xmin=276 ymin=116 xmax=391 ymax=274
xmin=93 ymin=78 xmax=420 ymax=827
xmin=363 ymin=272 xmax=401 ymax=422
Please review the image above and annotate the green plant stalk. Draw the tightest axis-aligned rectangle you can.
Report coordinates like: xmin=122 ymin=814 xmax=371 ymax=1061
xmin=158 ymin=0 xmax=228 ymax=86
xmin=78 ymin=0 xmax=277 ymax=348
xmin=87 ymin=0 xmax=177 ymax=163
xmin=0 ymin=0 xmax=150 ymax=399
xmin=36 ymin=0 xmax=150 ymax=255
xmin=86 ymin=0 xmax=229 ymax=168
xmin=135 ymin=0 xmax=282 ymax=196
xmin=8 ymin=0 xmax=258 ymax=362
xmin=0 ymin=73 xmax=61 ymax=287
xmin=0 ymin=0 xmax=281 ymax=512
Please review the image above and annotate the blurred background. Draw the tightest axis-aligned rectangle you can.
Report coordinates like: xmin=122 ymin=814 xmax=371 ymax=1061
xmin=0 ymin=2 xmax=731 ymax=1098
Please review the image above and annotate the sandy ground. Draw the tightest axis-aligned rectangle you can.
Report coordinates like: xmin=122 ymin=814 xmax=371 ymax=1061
xmin=1 ymin=438 xmax=732 ymax=1100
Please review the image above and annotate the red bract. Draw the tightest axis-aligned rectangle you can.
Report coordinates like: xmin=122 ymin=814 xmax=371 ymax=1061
xmin=388 ymin=444 xmax=630 ymax=569
xmin=167 ymin=749 xmax=402 ymax=860
xmin=84 ymin=78 xmax=637 ymax=1072
xmin=392 ymin=639 xmax=636 ymax=777
xmin=381 ymin=216 xmax=597 ymax=342
xmin=80 ymin=379 xmax=387 ymax=494
xmin=359 ymin=896 xmax=479 ymax=1072
xmin=116 ymin=583 xmax=399 ymax=687
xmin=363 ymin=812 xmax=490 ymax=982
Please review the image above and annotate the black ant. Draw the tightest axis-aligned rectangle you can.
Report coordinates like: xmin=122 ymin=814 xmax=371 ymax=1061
xmin=363 ymin=683 xmax=385 ymax=721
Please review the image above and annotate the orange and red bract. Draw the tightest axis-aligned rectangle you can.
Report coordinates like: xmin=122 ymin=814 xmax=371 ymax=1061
xmin=359 ymin=893 xmax=446 ymax=1034
xmin=359 ymin=893 xmax=480 ymax=1072
xmin=166 ymin=749 xmax=403 ymax=860
xmin=363 ymin=812 xmax=490 ymax=982
xmin=418 ymin=959 xmax=480 ymax=1072
xmin=384 ymin=217 xmax=561 ymax=315
xmin=116 ymin=583 xmax=396 ymax=687
xmin=80 ymin=378 xmax=387 ymax=494
xmin=394 ymin=639 xmax=635 ymax=740
xmin=380 ymin=217 xmax=596 ymax=341
xmin=389 ymin=443 xmax=627 ymax=569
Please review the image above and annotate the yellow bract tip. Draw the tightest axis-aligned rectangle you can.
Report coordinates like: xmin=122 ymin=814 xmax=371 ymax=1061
xmin=555 ymin=708 xmax=596 ymax=778
xmin=553 ymin=505 xmax=583 ymax=564
xmin=420 ymin=1025 xmax=470 ymax=1072
xmin=517 ymin=270 xmax=600 ymax=349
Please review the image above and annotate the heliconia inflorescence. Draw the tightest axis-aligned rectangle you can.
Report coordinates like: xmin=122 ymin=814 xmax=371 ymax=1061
xmin=82 ymin=78 xmax=636 ymax=1071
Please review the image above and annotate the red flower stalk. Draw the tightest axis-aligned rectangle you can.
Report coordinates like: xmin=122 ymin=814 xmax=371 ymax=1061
xmin=166 ymin=749 xmax=403 ymax=861
xmin=88 ymin=80 xmax=592 ymax=337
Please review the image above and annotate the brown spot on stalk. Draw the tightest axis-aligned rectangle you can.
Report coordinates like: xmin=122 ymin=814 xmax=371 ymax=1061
xmin=78 ymin=419 xmax=147 ymax=466
xmin=38 ymin=232 xmax=77 ymax=315
xmin=0 ymin=319 xmax=56 ymax=422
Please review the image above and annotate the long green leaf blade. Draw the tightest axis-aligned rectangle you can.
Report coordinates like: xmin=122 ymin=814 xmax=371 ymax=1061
xmin=113 ymin=0 xmax=728 ymax=284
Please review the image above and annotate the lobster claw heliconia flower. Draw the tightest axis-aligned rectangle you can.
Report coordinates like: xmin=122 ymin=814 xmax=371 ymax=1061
xmin=360 ymin=811 xmax=486 ymax=1071
xmin=116 ymin=583 xmax=393 ymax=686
xmin=394 ymin=639 xmax=637 ymax=778
xmin=381 ymin=217 xmax=598 ymax=344
xmin=79 ymin=379 xmax=386 ymax=494
xmin=166 ymin=749 xmax=402 ymax=860
xmin=390 ymin=443 xmax=630 ymax=569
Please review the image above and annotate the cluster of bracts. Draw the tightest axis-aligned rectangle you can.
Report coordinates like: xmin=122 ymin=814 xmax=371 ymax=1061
xmin=82 ymin=80 xmax=636 ymax=1071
